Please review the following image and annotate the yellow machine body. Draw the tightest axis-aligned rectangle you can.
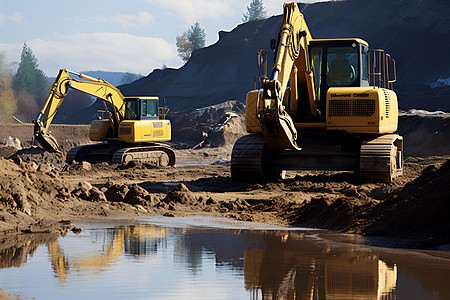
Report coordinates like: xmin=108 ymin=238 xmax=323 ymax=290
xmin=116 ymin=119 xmax=171 ymax=143
xmin=245 ymin=86 xmax=398 ymax=135
xmin=33 ymin=69 xmax=175 ymax=165
xmin=89 ymin=119 xmax=111 ymax=141
xmin=325 ymin=87 xmax=398 ymax=134
xmin=89 ymin=96 xmax=171 ymax=143
xmin=232 ymin=2 xmax=403 ymax=183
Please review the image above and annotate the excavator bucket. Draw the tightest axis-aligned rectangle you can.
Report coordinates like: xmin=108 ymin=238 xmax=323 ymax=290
xmin=33 ymin=120 xmax=61 ymax=153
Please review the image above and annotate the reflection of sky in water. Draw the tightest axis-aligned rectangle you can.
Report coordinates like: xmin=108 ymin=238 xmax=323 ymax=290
xmin=0 ymin=217 xmax=449 ymax=300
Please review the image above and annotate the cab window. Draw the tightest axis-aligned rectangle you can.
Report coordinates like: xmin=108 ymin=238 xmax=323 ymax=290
xmin=125 ymin=99 xmax=140 ymax=120
xmin=310 ymin=47 xmax=324 ymax=103
xmin=142 ymin=99 xmax=158 ymax=119
xmin=361 ymin=45 xmax=369 ymax=81
xmin=327 ymin=47 xmax=358 ymax=86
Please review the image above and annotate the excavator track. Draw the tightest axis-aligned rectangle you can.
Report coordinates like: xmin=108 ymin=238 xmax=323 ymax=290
xmin=231 ymin=133 xmax=403 ymax=184
xmin=66 ymin=142 xmax=176 ymax=166
xmin=359 ymin=134 xmax=403 ymax=183
xmin=111 ymin=143 xmax=175 ymax=166
xmin=231 ymin=134 xmax=266 ymax=183
xmin=231 ymin=134 xmax=286 ymax=183
xmin=66 ymin=143 xmax=110 ymax=163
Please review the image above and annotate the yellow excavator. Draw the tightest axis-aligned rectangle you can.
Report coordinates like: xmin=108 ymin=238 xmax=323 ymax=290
xmin=33 ymin=69 xmax=175 ymax=165
xmin=231 ymin=2 xmax=403 ymax=183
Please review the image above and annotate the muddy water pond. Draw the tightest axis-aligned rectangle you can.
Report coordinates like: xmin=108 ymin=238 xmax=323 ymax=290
xmin=1 ymin=217 xmax=450 ymax=299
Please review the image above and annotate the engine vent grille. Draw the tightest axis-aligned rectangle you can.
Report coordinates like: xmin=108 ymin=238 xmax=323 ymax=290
xmin=153 ymin=121 xmax=163 ymax=128
xmin=329 ymin=99 xmax=376 ymax=117
xmin=383 ymin=89 xmax=391 ymax=119
xmin=153 ymin=130 xmax=164 ymax=137
xmin=119 ymin=127 xmax=132 ymax=135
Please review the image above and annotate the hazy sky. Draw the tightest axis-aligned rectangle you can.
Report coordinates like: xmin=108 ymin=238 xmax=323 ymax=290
xmin=0 ymin=0 xmax=322 ymax=76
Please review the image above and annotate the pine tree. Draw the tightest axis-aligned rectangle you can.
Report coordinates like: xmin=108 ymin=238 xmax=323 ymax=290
xmin=13 ymin=42 xmax=49 ymax=113
xmin=176 ymin=22 xmax=206 ymax=63
xmin=242 ymin=0 xmax=267 ymax=22
xmin=187 ymin=22 xmax=206 ymax=51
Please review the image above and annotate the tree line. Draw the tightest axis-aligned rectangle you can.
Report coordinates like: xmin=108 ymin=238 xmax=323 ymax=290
xmin=0 ymin=43 xmax=50 ymax=124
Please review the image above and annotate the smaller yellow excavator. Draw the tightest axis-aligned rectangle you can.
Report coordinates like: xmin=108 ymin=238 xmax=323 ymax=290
xmin=33 ymin=69 xmax=175 ymax=166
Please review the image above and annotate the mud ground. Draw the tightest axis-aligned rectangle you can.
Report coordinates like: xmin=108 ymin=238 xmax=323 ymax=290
xmin=0 ymin=111 xmax=449 ymax=252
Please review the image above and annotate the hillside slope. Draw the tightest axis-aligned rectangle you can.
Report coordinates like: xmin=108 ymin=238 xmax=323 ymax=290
xmin=120 ymin=0 xmax=450 ymax=113
xmin=121 ymin=16 xmax=282 ymax=112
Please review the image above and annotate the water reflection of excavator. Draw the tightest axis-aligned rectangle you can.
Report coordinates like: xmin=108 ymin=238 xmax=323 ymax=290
xmin=243 ymin=232 xmax=397 ymax=300
xmin=33 ymin=69 xmax=175 ymax=165
xmin=47 ymin=225 xmax=169 ymax=286
xmin=232 ymin=2 xmax=403 ymax=183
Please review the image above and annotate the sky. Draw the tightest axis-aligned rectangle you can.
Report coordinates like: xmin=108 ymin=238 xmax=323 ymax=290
xmin=0 ymin=0 xmax=322 ymax=77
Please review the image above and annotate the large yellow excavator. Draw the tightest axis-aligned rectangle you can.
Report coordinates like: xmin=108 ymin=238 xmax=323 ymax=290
xmin=33 ymin=69 xmax=175 ymax=165
xmin=232 ymin=2 xmax=403 ymax=183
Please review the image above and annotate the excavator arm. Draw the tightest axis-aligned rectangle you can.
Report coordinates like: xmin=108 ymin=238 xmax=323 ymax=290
xmin=33 ymin=68 xmax=127 ymax=153
xmin=260 ymin=3 xmax=315 ymax=150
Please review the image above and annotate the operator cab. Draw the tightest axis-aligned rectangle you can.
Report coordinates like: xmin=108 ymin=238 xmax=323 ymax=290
xmin=309 ymin=39 xmax=369 ymax=114
xmin=124 ymin=97 xmax=160 ymax=121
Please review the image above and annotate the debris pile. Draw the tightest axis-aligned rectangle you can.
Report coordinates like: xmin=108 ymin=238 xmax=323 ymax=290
xmin=204 ymin=112 xmax=246 ymax=149
xmin=0 ymin=157 xmax=75 ymax=232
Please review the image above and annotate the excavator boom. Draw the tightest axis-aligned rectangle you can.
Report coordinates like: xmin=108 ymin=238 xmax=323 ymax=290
xmin=33 ymin=69 xmax=71 ymax=152
xmin=259 ymin=3 xmax=314 ymax=150
xmin=33 ymin=69 xmax=126 ymax=153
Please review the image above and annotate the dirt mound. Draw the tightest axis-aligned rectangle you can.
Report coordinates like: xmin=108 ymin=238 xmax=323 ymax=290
xmin=289 ymin=196 xmax=365 ymax=231
xmin=280 ymin=158 xmax=450 ymax=246
xmin=170 ymin=100 xmax=245 ymax=147
xmin=0 ymin=157 xmax=75 ymax=232
xmin=204 ymin=113 xmax=246 ymax=149
xmin=1 ymin=145 xmax=449 ymax=248
xmin=163 ymin=183 xmax=198 ymax=205
xmin=0 ymin=156 xmax=159 ymax=234
xmin=359 ymin=160 xmax=450 ymax=245
xmin=9 ymin=146 xmax=67 ymax=169
xmin=103 ymin=182 xmax=157 ymax=206
xmin=398 ymin=112 xmax=450 ymax=156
